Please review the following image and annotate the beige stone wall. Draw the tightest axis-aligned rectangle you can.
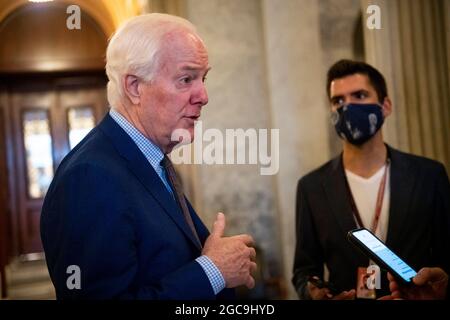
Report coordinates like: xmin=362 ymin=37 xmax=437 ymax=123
xmin=261 ymin=0 xmax=332 ymax=298
xmin=318 ymin=0 xmax=364 ymax=157
xmin=184 ymin=0 xmax=284 ymax=296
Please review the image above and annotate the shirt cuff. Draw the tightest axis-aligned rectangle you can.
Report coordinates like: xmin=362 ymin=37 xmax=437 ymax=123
xmin=195 ymin=255 xmax=226 ymax=295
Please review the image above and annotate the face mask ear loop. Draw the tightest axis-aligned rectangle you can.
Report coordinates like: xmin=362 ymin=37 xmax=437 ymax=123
xmin=377 ymin=102 xmax=385 ymax=120
xmin=331 ymin=109 xmax=340 ymax=126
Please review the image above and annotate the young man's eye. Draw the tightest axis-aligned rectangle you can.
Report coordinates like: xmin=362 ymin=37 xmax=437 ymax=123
xmin=331 ymin=98 xmax=344 ymax=108
xmin=357 ymin=92 xmax=367 ymax=99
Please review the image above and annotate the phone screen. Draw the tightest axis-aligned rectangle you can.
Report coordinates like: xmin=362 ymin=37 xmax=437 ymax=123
xmin=351 ymin=229 xmax=417 ymax=283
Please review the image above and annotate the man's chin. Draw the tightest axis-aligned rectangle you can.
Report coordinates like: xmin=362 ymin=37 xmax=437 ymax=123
xmin=182 ymin=126 xmax=195 ymax=143
xmin=170 ymin=127 xmax=195 ymax=146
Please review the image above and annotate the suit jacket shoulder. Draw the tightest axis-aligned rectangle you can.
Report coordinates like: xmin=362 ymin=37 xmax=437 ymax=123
xmin=389 ymin=147 xmax=448 ymax=177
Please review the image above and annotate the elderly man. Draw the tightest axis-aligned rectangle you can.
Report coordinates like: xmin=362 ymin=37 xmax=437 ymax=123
xmin=40 ymin=13 xmax=256 ymax=299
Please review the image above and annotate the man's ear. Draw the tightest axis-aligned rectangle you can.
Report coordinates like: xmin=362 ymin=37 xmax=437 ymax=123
xmin=123 ymin=74 xmax=141 ymax=105
xmin=381 ymin=97 xmax=392 ymax=118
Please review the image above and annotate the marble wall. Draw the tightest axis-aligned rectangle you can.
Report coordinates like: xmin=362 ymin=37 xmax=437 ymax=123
xmin=318 ymin=0 xmax=363 ymax=157
xmin=185 ymin=0 xmax=283 ymax=285
xmin=262 ymin=0 xmax=332 ymax=298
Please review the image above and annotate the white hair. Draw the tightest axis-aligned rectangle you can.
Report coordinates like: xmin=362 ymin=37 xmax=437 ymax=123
xmin=105 ymin=13 xmax=198 ymax=108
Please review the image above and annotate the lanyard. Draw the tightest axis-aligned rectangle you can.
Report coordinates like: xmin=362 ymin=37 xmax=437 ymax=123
xmin=344 ymin=159 xmax=390 ymax=233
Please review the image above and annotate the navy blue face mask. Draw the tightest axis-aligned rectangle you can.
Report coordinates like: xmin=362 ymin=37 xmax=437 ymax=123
xmin=331 ymin=103 xmax=384 ymax=145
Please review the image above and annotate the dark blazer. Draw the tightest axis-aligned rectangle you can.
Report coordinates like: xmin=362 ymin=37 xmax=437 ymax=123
xmin=292 ymin=145 xmax=450 ymax=299
xmin=40 ymin=114 xmax=234 ymax=299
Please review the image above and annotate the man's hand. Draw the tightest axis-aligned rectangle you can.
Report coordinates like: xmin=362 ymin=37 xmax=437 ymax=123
xmin=307 ymin=276 xmax=355 ymax=300
xmin=202 ymin=212 xmax=257 ymax=289
xmin=381 ymin=267 xmax=448 ymax=300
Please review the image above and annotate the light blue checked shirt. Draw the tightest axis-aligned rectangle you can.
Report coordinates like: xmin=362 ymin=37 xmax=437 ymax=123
xmin=109 ymin=109 xmax=225 ymax=295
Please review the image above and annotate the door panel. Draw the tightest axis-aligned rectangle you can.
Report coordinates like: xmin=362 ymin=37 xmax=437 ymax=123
xmin=59 ymin=87 xmax=107 ymax=153
xmin=22 ymin=108 xmax=55 ymax=199
xmin=11 ymin=91 xmax=56 ymax=254
xmin=8 ymin=84 xmax=107 ymax=255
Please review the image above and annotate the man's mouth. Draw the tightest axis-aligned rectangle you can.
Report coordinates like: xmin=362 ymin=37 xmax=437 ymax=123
xmin=186 ymin=115 xmax=200 ymax=121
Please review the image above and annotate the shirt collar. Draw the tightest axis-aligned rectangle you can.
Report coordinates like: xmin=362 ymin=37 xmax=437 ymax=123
xmin=109 ymin=109 xmax=164 ymax=171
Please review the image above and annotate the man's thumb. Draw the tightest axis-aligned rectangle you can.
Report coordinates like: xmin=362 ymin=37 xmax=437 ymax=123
xmin=211 ymin=212 xmax=226 ymax=237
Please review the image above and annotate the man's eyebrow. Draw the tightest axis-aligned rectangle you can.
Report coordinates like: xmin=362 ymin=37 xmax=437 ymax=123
xmin=330 ymin=94 xmax=343 ymax=101
xmin=330 ymin=89 xmax=369 ymax=100
xmin=350 ymin=89 xmax=369 ymax=95
xmin=181 ymin=65 xmax=212 ymax=72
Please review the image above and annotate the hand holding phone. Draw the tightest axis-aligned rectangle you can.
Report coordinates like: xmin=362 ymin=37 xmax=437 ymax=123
xmin=307 ymin=276 xmax=341 ymax=295
xmin=347 ymin=228 xmax=417 ymax=285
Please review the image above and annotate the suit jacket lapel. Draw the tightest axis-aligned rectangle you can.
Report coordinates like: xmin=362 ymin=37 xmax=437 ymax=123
xmin=98 ymin=114 xmax=202 ymax=251
xmin=322 ymin=154 xmax=358 ymax=235
xmin=385 ymin=146 xmax=416 ymax=247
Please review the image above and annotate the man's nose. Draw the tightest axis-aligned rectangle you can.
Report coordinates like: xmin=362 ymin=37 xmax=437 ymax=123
xmin=346 ymin=97 xmax=358 ymax=104
xmin=191 ymin=82 xmax=208 ymax=106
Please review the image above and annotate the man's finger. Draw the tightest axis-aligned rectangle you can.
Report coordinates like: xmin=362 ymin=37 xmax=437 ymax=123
xmin=211 ymin=212 xmax=226 ymax=238
xmin=378 ymin=295 xmax=395 ymax=300
xmin=413 ymin=267 xmax=447 ymax=286
xmin=389 ymin=279 xmax=399 ymax=292
xmin=245 ymin=275 xmax=255 ymax=289
xmin=249 ymin=261 xmax=257 ymax=273
xmin=248 ymin=248 xmax=256 ymax=260
xmin=234 ymin=234 xmax=254 ymax=246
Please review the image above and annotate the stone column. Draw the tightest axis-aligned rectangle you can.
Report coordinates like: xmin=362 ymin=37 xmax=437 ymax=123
xmin=261 ymin=0 xmax=331 ymax=298
xmin=184 ymin=0 xmax=284 ymax=296
xmin=318 ymin=0 xmax=363 ymax=157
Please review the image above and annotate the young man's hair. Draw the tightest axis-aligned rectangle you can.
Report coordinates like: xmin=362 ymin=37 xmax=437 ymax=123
xmin=326 ymin=59 xmax=388 ymax=103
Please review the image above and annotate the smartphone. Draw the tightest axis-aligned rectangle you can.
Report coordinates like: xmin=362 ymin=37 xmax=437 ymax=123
xmin=347 ymin=228 xmax=417 ymax=284
xmin=307 ymin=276 xmax=341 ymax=295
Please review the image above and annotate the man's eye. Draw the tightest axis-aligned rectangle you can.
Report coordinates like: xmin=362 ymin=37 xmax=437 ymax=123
xmin=181 ymin=77 xmax=192 ymax=84
xmin=332 ymin=99 xmax=344 ymax=107
xmin=357 ymin=92 xmax=367 ymax=99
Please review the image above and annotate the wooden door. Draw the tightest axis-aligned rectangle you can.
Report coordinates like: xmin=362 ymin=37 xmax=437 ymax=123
xmin=7 ymin=81 xmax=107 ymax=255
xmin=0 ymin=101 xmax=8 ymax=297
xmin=11 ymin=91 xmax=56 ymax=254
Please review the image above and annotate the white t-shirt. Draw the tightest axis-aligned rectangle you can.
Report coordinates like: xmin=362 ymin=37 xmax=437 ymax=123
xmin=345 ymin=165 xmax=390 ymax=242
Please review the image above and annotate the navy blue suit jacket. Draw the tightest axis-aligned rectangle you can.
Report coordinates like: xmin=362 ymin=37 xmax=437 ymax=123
xmin=40 ymin=114 xmax=234 ymax=299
